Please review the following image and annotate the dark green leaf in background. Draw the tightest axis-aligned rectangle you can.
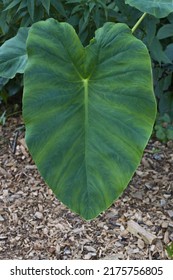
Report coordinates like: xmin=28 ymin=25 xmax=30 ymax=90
xmin=159 ymin=92 xmax=173 ymax=119
xmin=157 ymin=24 xmax=173 ymax=39
xmin=23 ymin=19 xmax=156 ymax=220
xmin=125 ymin=0 xmax=173 ymax=18
xmin=27 ymin=0 xmax=35 ymax=20
xmin=3 ymin=0 xmax=21 ymax=11
xmin=41 ymin=0 xmax=51 ymax=14
xmin=165 ymin=43 xmax=173 ymax=61
xmin=0 ymin=27 xmax=29 ymax=78
xmin=149 ymin=37 xmax=171 ymax=64
xmin=51 ymin=0 xmax=67 ymax=17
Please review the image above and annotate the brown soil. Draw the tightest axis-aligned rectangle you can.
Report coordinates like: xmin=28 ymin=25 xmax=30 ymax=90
xmin=0 ymin=117 xmax=173 ymax=260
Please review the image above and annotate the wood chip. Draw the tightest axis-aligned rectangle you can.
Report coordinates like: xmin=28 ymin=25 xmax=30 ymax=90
xmin=167 ymin=210 xmax=173 ymax=218
xmin=137 ymin=239 xmax=145 ymax=249
xmin=102 ymin=254 xmax=124 ymax=260
xmin=161 ymin=221 xmax=169 ymax=228
xmin=0 ymin=215 xmax=4 ymax=222
xmin=169 ymin=222 xmax=173 ymax=228
xmin=25 ymin=165 xmax=37 ymax=170
xmin=35 ymin=212 xmax=43 ymax=220
xmin=131 ymin=191 xmax=143 ymax=200
xmin=0 ymin=235 xmax=8 ymax=240
xmin=160 ymin=199 xmax=166 ymax=206
xmin=55 ymin=244 xmax=61 ymax=255
xmin=0 ymin=167 xmax=12 ymax=178
xmin=84 ymin=246 xmax=96 ymax=253
xmin=12 ymin=213 xmax=18 ymax=225
xmin=135 ymin=170 xmax=144 ymax=177
xmin=18 ymin=138 xmax=27 ymax=149
xmin=127 ymin=220 xmax=157 ymax=244
xmin=142 ymin=158 xmax=150 ymax=168
xmin=83 ymin=253 xmax=93 ymax=260
xmin=164 ymin=231 xmax=170 ymax=244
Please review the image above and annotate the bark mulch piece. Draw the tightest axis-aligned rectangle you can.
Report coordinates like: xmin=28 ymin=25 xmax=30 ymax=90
xmin=0 ymin=117 xmax=173 ymax=260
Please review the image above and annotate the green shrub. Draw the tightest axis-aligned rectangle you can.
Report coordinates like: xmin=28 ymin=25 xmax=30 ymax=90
xmin=0 ymin=1 xmax=173 ymax=117
xmin=154 ymin=113 xmax=173 ymax=142
xmin=1 ymin=1 xmax=173 ymax=113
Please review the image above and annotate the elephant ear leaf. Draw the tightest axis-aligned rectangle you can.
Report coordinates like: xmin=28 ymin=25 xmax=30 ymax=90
xmin=23 ymin=18 xmax=156 ymax=220
xmin=125 ymin=0 xmax=173 ymax=18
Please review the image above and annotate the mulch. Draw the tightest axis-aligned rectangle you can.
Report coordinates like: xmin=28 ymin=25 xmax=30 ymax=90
xmin=0 ymin=116 xmax=173 ymax=260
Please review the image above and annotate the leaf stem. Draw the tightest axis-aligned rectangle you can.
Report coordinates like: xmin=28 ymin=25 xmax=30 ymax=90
xmin=7 ymin=111 xmax=22 ymax=117
xmin=132 ymin=12 xmax=147 ymax=34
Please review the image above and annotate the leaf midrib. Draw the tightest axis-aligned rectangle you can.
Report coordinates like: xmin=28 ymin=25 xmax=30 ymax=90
xmin=83 ymin=78 xmax=89 ymax=193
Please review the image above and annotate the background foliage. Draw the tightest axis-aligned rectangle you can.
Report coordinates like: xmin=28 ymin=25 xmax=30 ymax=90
xmin=0 ymin=0 xmax=173 ymax=140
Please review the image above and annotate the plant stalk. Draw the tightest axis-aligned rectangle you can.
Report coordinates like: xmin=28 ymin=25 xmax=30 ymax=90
xmin=132 ymin=12 xmax=147 ymax=34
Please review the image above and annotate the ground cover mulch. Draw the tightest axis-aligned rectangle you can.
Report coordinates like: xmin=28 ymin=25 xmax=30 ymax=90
xmin=0 ymin=116 xmax=173 ymax=260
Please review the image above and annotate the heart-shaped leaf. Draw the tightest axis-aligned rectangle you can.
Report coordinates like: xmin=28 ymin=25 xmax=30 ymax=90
xmin=23 ymin=19 xmax=156 ymax=220
xmin=125 ymin=0 xmax=173 ymax=18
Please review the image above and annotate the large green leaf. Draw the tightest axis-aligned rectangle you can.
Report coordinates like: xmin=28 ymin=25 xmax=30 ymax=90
xmin=23 ymin=19 xmax=156 ymax=220
xmin=0 ymin=27 xmax=29 ymax=79
xmin=125 ymin=0 xmax=173 ymax=18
